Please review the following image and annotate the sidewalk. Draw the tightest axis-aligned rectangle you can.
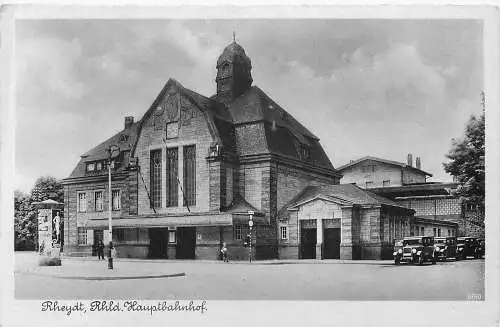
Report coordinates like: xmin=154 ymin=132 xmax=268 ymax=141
xmin=15 ymin=252 xmax=393 ymax=281
xmin=62 ymin=255 xmax=391 ymax=266
xmin=16 ymin=255 xmax=186 ymax=280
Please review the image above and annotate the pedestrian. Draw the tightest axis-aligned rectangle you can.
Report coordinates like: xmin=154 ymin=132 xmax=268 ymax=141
xmin=221 ymin=242 xmax=228 ymax=263
xmin=98 ymin=240 xmax=104 ymax=260
xmin=107 ymin=241 xmax=116 ymax=269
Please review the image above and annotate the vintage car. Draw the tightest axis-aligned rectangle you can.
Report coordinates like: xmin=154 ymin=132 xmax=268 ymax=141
xmin=456 ymin=237 xmax=482 ymax=260
xmin=393 ymin=236 xmax=436 ymax=265
xmin=434 ymin=236 xmax=457 ymax=261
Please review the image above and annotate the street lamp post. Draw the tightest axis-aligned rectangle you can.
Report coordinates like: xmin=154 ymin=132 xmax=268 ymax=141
xmin=248 ymin=211 xmax=254 ymax=263
xmin=107 ymin=145 xmax=120 ymax=270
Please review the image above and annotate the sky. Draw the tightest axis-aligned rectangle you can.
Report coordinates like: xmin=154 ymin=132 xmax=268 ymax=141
xmin=14 ymin=19 xmax=483 ymax=193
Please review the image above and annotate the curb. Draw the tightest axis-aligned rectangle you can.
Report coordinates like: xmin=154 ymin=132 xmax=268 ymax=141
xmin=19 ymin=271 xmax=186 ymax=281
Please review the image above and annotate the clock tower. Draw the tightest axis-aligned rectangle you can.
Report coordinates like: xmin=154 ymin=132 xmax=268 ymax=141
xmin=215 ymin=40 xmax=253 ymax=104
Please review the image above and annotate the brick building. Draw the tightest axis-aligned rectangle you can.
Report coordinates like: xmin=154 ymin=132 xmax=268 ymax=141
xmin=338 ymin=156 xmax=466 ymax=237
xmin=277 ymin=184 xmax=415 ymax=260
xmin=62 ymin=40 xmax=343 ymax=260
xmin=337 ymin=155 xmax=432 ymax=188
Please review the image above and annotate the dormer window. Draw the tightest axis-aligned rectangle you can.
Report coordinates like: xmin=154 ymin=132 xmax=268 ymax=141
xmin=301 ymin=146 xmax=310 ymax=160
xmin=120 ymin=134 xmax=129 ymax=142
xmin=86 ymin=163 xmax=95 ymax=172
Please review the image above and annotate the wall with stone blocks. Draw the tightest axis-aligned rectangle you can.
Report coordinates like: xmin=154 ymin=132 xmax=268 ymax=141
xmin=134 ymin=91 xmax=214 ymax=216
xmin=396 ymin=197 xmax=461 ymax=217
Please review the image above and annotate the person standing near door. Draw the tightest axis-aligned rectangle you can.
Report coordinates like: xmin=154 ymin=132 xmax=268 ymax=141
xmin=97 ymin=240 xmax=104 ymax=260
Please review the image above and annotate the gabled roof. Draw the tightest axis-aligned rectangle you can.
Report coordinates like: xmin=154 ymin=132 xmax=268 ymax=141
xmin=225 ymin=86 xmax=335 ymax=171
xmin=131 ymin=78 xmax=236 ymax=155
xmin=228 ymin=86 xmax=317 ymax=141
xmin=66 ymin=122 xmax=139 ymax=179
xmin=81 ymin=123 xmax=139 ymax=162
xmin=337 ymin=156 xmax=432 ymax=177
xmin=224 ymin=198 xmax=264 ymax=216
xmin=284 ymin=184 xmax=413 ymax=212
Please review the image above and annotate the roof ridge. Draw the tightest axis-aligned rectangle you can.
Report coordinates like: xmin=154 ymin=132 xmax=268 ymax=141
xmin=337 ymin=156 xmax=432 ymax=176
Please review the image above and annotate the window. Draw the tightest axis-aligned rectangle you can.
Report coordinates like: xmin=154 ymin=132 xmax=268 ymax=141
xmin=166 ymin=122 xmax=179 ymax=139
xmin=421 ymin=227 xmax=424 ymax=236
xmin=448 ymin=229 xmax=451 ymax=237
xmin=234 ymin=225 xmax=243 ymax=240
xmin=383 ymin=180 xmax=391 ymax=187
xmin=96 ymin=162 xmax=103 ymax=171
xmin=433 ymin=228 xmax=436 ymax=236
xmin=78 ymin=228 xmax=87 ymax=245
xmin=112 ymin=190 xmax=121 ymax=211
xmin=114 ymin=228 xmax=125 ymax=242
xmin=280 ymin=226 xmax=288 ymax=240
xmin=438 ymin=228 xmax=441 ymax=237
xmin=415 ymin=226 xmax=419 ymax=236
xmin=301 ymin=146 xmax=310 ymax=160
xmin=95 ymin=191 xmax=103 ymax=211
xmin=78 ymin=192 xmax=87 ymax=212
xmin=150 ymin=150 xmax=162 ymax=208
xmin=166 ymin=148 xmax=179 ymax=207
xmin=183 ymin=145 xmax=196 ymax=207
xmin=168 ymin=230 xmax=176 ymax=244
xmin=86 ymin=163 xmax=95 ymax=172
xmin=365 ymin=181 xmax=374 ymax=188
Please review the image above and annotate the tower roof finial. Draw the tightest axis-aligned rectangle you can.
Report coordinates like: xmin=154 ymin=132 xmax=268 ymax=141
xmin=233 ymin=31 xmax=236 ymax=42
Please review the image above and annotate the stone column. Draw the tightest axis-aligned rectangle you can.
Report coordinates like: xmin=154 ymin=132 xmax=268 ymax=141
xmin=316 ymin=218 xmax=323 ymax=260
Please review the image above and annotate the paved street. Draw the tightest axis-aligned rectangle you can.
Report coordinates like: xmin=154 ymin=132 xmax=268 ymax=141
xmin=15 ymin=252 xmax=484 ymax=300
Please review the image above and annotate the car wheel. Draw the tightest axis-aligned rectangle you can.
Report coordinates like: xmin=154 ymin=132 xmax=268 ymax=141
xmin=432 ymin=256 xmax=437 ymax=265
xmin=394 ymin=258 xmax=400 ymax=265
xmin=419 ymin=255 xmax=424 ymax=266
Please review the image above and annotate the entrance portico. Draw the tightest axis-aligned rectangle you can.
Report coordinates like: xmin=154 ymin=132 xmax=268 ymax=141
xmin=291 ymin=196 xmax=347 ymax=260
xmin=282 ymin=184 xmax=416 ymax=260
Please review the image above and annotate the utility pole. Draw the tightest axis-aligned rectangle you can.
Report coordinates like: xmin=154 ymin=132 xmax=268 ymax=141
xmin=248 ymin=211 xmax=254 ymax=263
xmin=107 ymin=145 xmax=120 ymax=269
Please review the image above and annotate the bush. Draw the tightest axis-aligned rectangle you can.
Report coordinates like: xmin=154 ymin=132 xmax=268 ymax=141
xmin=38 ymin=256 xmax=61 ymax=266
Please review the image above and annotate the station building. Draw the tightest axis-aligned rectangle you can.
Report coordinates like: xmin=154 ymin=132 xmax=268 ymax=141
xmin=66 ymin=41 xmax=472 ymax=260
xmin=63 ymin=40 xmax=345 ymax=260
xmin=337 ymin=156 xmax=466 ymax=237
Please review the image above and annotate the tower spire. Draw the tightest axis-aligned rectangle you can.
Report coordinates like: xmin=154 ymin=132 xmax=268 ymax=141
xmin=233 ymin=31 xmax=236 ymax=42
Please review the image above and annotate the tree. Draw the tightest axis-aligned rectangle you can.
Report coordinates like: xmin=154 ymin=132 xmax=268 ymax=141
xmin=31 ymin=176 xmax=64 ymax=203
xmin=443 ymin=113 xmax=485 ymax=211
xmin=14 ymin=190 xmax=37 ymax=250
xmin=13 ymin=176 xmax=64 ymax=250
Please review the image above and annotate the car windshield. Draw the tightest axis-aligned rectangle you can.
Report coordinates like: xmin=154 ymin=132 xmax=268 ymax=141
xmin=394 ymin=241 xmax=403 ymax=247
xmin=403 ymin=239 xmax=421 ymax=246
xmin=435 ymin=239 xmax=445 ymax=244
xmin=422 ymin=238 xmax=433 ymax=246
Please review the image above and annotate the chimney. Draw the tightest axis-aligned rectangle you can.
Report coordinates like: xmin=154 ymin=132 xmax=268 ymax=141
xmin=407 ymin=153 xmax=413 ymax=167
xmin=416 ymin=157 xmax=421 ymax=170
xmin=124 ymin=116 xmax=134 ymax=129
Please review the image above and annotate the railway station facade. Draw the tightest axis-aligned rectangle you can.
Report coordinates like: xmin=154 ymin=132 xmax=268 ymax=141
xmin=63 ymin=41 xmax=420 ymax=260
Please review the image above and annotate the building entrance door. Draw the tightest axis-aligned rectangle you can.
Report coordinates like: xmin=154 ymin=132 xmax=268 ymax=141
xmin=300 ymin=228 xmax=317 ymax=259
xmin=323 ymin=228 xmax=341 ymax=259
xmin=92 ymin=229 xmax=104 ymax=256
xmin=149 ymin=228 xmax=168 ymax=259
xmin=176 ymin=227 xmax=196 ymax=259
